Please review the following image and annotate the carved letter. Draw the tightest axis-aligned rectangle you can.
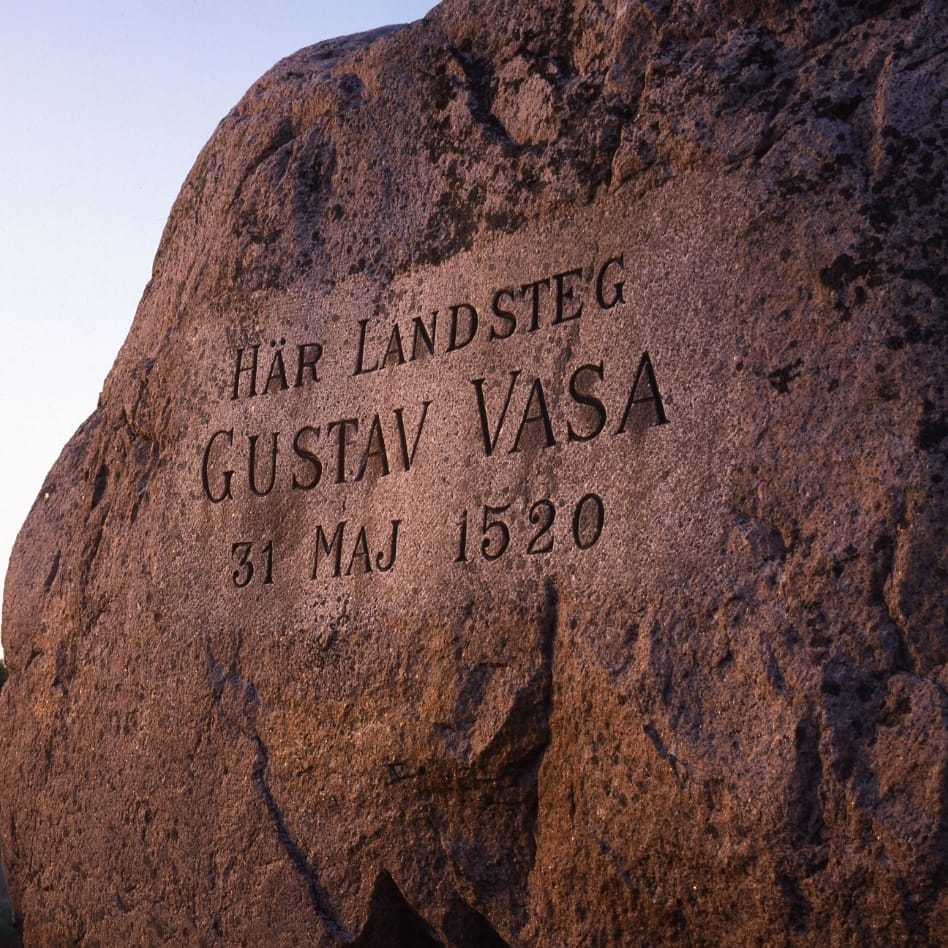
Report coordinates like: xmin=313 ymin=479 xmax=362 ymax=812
xmin=552 ymin=268 xmax=584 ymax=325
xmin=262 ymin=340 xmax=289 ymax=394
xmin=356 ymin=414 xmax=391 ymax=481
xmin=248 ymin=432 xmax=279 ymax=497
xmin=354 ymin=319 xmax=380 ymax=376
xmin=411 ymin=313 xmax=437 ymax=361
xmin=520 ymin=278 xmax=551 ymax=332
xmin=381 ymin=323 xmax=406 ymax=369
xmin=393 ymin=401 xmax=432 ymax=471
xmin=567 ymin=362 xmax=606 ymax=443
xmin=596 ymin=255 xmax=625 ymax=309
xmin=489 ymin=288 xmax=517 ymax=341
xmin=292 ymin=426 xmax=322 ymax=491
xmin=295 ymin=343 xmax=323 ymax=388
xmin=615 ymin=351 xmax=669 ymax=434
xmin=326 ymin=418 xmax=359 ymax=483
xmin=472 ymin=371 xmax=521 ymax=457
xmin=376 ymin=520 xmax=401 ymax=572
xmin=231 ymin=345 xmax=259 ymax=400
xmin=201 ymin=429 xmax=234 ymax=502
xmin=448 ymin=304 xmax=478 ymax=352
xmin=346 ymin=526 xmax=373 ymax=576
xmin=511 ymin=378 xmax=556 ymax=453
xmin=313 ymin=522 xmax=345 ymax=578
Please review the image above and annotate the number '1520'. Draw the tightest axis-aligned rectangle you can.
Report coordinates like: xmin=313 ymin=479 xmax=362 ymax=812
xmin=454 ymin=493 xmax=604 ymax=563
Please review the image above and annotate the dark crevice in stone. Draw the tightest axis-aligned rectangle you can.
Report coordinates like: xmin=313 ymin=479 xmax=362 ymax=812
xmin=210 ymin=636 xmax=350 ymax=941
xmin=776 ymin=872 xmax=812 ymax=930
xmin=643 ymin=722 xmax=685 ymax=787
xmin=51 ymin=641 xmax=75 ymax=695
xmin=767 ymin=358 xmax=804 ymax=393
xmin=232 ymin=117 xmax=296 ymax=205
xmin=79 ymin=525 xmax=103 ymax=590
xmin=351 ymin=871 xmax=442 ymax=947
xmin=251 ymin=732 xmax=353 ymax=943
xmin=43 ymin=553 xmax=60 ymax=594
xmin=90 ymin=463 xmax=109 ymax=510
xmin=789 ymin=715 xmax=828 ymax=874
xmin=446 ymin=46 xmax=515 ymax=146
xmin=538 ymin=577 xmax=557 ymax=704
xmin=917 ymin=410 xmax=948 ymax=452
xmin=442 ymin=894 xmax=511 ymax=947
xmin=522 ymin=577 xmax=558 ymax=871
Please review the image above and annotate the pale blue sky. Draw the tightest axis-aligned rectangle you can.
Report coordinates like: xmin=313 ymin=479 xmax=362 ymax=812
xmin=0 ymin=1 xmax=437 ymax=653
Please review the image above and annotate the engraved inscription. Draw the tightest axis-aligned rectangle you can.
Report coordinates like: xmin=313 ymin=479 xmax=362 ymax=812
xmin=198 ymin=252 xmax=671 ymax=587
xmin=312 ymin=520 xmax=401 ymax=579
xmin=200 ymin=401 xmax=432 ymax=502
xmin=470 ymin=352 xmax=667 ymax=458
xmin=230 ymin=540 xmax=274 ymax=588
xmin=454 ymin=493 xmax=605 ymax=564
xmin=352 ymin=256 xmax=626 ymax=378
xmin=231 ymin=339 xmax=324 ymax=399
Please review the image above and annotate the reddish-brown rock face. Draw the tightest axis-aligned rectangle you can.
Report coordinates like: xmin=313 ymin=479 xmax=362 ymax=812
xmin=1 ymin=1 xmax=945 ymax=944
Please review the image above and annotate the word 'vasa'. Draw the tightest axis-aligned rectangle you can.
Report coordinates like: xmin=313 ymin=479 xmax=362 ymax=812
xmin=472 ymin=352 xmax=667 ymax=457
xmin=201 ymin=402 xmax=431 ymax=502
xmin=354 ymin=256 xmax=626 ymax=376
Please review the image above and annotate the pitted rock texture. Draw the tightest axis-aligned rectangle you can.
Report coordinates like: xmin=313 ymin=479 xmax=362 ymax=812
xmin=1 ymin=1 xmax=946 ymax=945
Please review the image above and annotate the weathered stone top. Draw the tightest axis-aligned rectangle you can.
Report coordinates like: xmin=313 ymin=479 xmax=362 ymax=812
xmin=1 ymin=1 xmax=945 ymax=945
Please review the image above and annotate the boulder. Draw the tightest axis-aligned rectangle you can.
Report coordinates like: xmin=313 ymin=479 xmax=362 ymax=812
xmin=1 ymin=1 xmax=945 ymax=944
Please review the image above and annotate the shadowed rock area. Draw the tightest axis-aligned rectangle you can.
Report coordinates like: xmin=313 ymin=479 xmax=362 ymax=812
xmin=1 ymin=0 xmax=945 ymax=944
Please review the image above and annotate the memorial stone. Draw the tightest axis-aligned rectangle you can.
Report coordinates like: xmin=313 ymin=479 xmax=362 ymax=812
xmin=1 ymin=0 xmax=945 ymax=944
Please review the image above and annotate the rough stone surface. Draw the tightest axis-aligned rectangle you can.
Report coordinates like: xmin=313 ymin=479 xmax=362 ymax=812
xmin=1 ymin=1 xmax=946 ymax=944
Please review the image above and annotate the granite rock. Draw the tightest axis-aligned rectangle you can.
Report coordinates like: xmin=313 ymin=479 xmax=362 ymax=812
xmin=1 ymin=1 xmax=945 ymax=944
